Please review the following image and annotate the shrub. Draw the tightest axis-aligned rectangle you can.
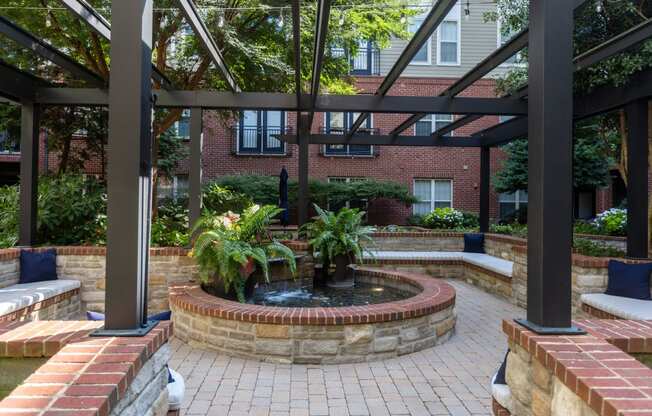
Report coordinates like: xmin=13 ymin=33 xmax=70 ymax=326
xmin=460 ymin=211 xmax=479 ymax=229
xmin=489 ymin=223 xmax=528 ymax=239
xmin=573 ymin=220 xmax=600 ymax=235
xmin=573 ymin=238 xmax=626 ymax=258
xmin=422 ymin=208 xmax=464 ymax=230
xmin=202 ymin=183 xmax=253 ymax=215
xmin=592 ymin=208 xmax=627 ymax=236
xmin=151 ymin=201 xmax=189 ymax=247
xmin=406 ymin=214 xmax=424 ymax=226
xmin=0 ymin=185 xmax=18 ymax=248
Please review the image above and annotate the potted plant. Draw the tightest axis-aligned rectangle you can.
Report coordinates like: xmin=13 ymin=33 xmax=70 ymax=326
xmin=301 ymin=204 xmax=374 ymax=287
xmin=190 ymin=205 xmax=296 ymax=302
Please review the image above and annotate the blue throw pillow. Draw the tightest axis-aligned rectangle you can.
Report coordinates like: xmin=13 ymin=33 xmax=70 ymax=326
xmin=464 ymin=233 xmax=485 ymax=254
xmin=167 ymin=365 xmax=175 ymax=384
xmin=19 ymin=249 xmax=58 ymax=284
xmin=86 ymin=310 xmax=172 ymax=321
xmin=605 ymin=260 xmax=652 ymax=301
xmin=494 ymin=350 xmax=509 ymax=385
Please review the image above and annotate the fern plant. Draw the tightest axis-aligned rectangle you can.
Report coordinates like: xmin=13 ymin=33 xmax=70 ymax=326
xmin=190 ymin=205 xmax=296 ymax=302
xmin=301 ymin=204 xmax=375 ymax=267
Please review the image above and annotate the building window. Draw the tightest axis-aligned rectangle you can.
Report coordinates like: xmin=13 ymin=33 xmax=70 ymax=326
xmin=324 ymin=112 xmax=373 ymax=156
xmin=328 ymin=177 xmax=368 ymax=213
xmin=158 ymin=174 xmax=189 ymax=202
xmin=237 ymin=110 xmax=286 ymax=155
xmin=413 ymin=179 xmax=453 ymax=215
xmin=499 ymin=190 xmax=528 ymax=220
xmin=436 ymin=3 xmax=461 ymax=65
xmin=415 ymin=114 xmax=454 ymax=136
xmin=0 ymin=131 xmax=19 ymax=154
xmin=172 ymin=109 xmax=191 ymax=140
xmin=408 ymin=14 xmax=431 ymax=65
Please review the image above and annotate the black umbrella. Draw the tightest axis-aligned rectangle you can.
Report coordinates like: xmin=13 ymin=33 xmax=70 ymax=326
xmin=279 ymin=167 xmax=289 ymax=226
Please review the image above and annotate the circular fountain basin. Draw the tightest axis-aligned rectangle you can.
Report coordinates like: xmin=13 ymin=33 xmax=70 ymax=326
xmin=170 ymin=267 xmax=456 ymax=364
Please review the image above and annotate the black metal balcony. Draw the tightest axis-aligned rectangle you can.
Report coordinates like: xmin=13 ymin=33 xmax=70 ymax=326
xmin=233 ymin=126 xmax=292 ymax=155
xmin=331 ymin=43 xmax=380 ymax=76
xmin=0 ymin=132 xmax=19 ymax=154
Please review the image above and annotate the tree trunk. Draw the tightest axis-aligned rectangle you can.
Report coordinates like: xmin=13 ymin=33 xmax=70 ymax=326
xmin=58 ymin=136 xmax=72 ymax=174
xmin=618 ymin=109 xmax=629 ymax=187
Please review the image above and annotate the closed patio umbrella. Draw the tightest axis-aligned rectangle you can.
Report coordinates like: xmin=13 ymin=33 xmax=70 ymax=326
xmin=279 ymin=167 xmax=289 ymax=226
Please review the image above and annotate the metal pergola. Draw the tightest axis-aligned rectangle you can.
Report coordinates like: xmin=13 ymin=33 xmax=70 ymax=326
xmin=1 ymin=0 xmax=650 ymax=336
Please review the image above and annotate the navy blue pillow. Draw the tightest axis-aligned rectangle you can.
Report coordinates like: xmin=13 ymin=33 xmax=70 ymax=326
xmin=19 ymin=249 xmax=58 ymax=284
xmin=464 ymin=233 xmax=485 ymax=254
xmin=606 ymin=260 xmax=652 ymax=301
xmin=494 ymin=350 xmax=509 ymax=385
xmin=167 ymin=365 xmax=175 ymax=383
xmin=86 ymin=310 xmax=172 ymax=321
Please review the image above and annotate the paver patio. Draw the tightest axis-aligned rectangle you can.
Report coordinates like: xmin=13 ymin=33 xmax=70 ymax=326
xmin=170 ymin=279 xmax=524 ymax=416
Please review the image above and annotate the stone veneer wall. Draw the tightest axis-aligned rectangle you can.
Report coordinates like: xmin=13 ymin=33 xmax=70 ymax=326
xmin=0 ymin=290 xmax=81 ymax=323
xmin=368 ymin=232 xmax=464 ymax=252
xmin=170 ymin=268 xmax=456 ymax=364
xmin=0 ymin=249 xmax=19 ymax=288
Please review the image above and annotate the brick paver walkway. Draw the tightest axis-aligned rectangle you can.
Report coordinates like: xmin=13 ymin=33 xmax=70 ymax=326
xmin=170 ymin=279 xmax=524 ymax=416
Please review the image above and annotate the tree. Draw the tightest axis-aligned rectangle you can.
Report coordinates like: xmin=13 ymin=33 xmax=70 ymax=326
xmin=489 ymin=0 xmax=652 ymax=238
xmin=1 ymin=0 xmax=416 ymax=213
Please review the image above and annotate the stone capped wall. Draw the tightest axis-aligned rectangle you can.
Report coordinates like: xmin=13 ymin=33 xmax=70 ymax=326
xmin=368 ymin=232 xmax=464 ymax=251
xmin=0 ymin=250 xmax=19 ymax=289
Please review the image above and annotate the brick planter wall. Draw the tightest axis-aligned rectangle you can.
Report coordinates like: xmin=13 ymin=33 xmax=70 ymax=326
xmin=169 ymin=267 xmax=456 ymax=364
xmin=0 ymin=320 xmax=172 ymax=416
xmin=368 ymin=232 xmax=465 ymax=251
xmin=503 ymin=319 xmax=652 ymax=416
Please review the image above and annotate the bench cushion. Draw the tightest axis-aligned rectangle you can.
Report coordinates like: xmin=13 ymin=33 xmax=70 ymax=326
xmin=491 ymin=373 xmax=513 ymax=413
xmin=606 ymin=260 xmax=652 ymax=300
xmin=0 ymin=280 xmax=81 ymax=318
xmin=167 ymin=368 xmax=185 ymax=411
xmin=581 ymin=293 xmax=652 ymax=320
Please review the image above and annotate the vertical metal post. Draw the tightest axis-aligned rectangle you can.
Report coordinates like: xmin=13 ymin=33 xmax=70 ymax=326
xmin=517 ymin=0 xmax=583 ymax=334
xmin=626 ymin=99 xmax=649 ymax=258
xmin=189 ymin=108 xmax=203 ymax=229
xmin=479 ymin=146 xmax=490 ymax=233
xmin=298 ymin=113 xmax=310 ymax=226
xmin=19 ymin=102 xmax=39 ymax=246
xmin=100 ymin=0 xmax=156 ymax=335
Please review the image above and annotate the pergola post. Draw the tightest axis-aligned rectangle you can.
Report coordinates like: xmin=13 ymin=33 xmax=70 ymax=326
xmin=479 ymin=146 xmax=490 ymax=233
xmin=625 ymin=99 xmax=649 ymax=258
xmin=18 ymin=102 xmax=39 ymax=246
xmin=100 ymin=0 xmax=156 ymax=335
xmin=297 ymin=113 xmax=310 ymax=226
xmin=189 ymin=108 xmax=203 ymax=228
xmin=518 ymin=0 xmax=583 ymax=334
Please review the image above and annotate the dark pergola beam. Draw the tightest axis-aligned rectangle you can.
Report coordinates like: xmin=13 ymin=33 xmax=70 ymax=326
xmin=307 ymin=0 xmax=332 ymax=128
xmin=479 ymin=146 xmax=490 ymax=233
xmin=58 ymin=0 xmax=172 ymax=89
xmin=432 ymin=114 xmax=482 ymax=137
xmin=349 ymin=0 xmax=457 ymax=136
xmin=625 ymin=99 xmax=649 ymax=258
xmin=0 ymin=61 xmax=40 ymax=102
xmin=475 ymin=117 xmax=528 ymax=147
xmin=0 ymin=16 xmax=105 ymax=87
xmin=292 ymin=0 xmax=301 ymax=101
xmin=175 ymin=0 xmax=239 ymax=92
xmin=18 ymin=102 xmax=39 ymax=246
xmin=574 ymin=17 xmax=652 ymax=71
xmin=188 ymin=108 xmax=203 ymax=229
xmin=278 ymin=134 xmax=483 ymax=147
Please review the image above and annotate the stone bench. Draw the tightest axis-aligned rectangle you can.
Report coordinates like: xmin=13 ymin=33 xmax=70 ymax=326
xmin=363 ymin=251 xmax=514 ymax=299
xmin=0 ymin=280 xmax=81 ymax=322
xmin=580 ymin=293 xmax=652 ymax=320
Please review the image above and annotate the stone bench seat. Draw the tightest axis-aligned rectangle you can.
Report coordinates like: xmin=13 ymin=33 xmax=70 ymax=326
xmin=580 ymin=293 xmax=652 ymax=320
xmin=365 ymin=251 xmax=514 ymax=278
xmin=0 ymin=280 xmax=81 ymax=321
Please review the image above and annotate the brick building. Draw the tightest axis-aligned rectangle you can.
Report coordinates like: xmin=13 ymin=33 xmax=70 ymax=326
xmin=0 ymin=1 xmax=615 ymax=224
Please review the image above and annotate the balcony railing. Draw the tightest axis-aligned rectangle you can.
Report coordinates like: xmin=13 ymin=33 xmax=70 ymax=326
xmin=233 ymin=126 xmax=292 ymax=155
xmin=331 ymin=43 xmax=380 ymax=76
xmin=0 ymin=132 xmax=19 ymax=154
xmin=319 ymin=127 xmax=378 ymax=156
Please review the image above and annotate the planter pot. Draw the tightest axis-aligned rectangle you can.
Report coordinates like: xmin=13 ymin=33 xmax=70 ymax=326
xmin=328 ymin=254 xmax=354 ymax=288
xmin=205 ymin=259 xmax=258 ymax=302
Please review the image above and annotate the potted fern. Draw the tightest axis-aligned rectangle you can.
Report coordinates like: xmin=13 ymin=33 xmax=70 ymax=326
xmin=301 ymin=204 xmax=374 ymax=287
xmin=190 ymin=205 xmax=296 ymax=302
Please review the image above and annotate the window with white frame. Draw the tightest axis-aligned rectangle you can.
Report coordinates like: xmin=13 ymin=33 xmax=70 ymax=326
xmin=415 ymin=114 xmax=454 ymax=136
xmin=413 ymin=179 xmax=453 ymax=215
xmin=172 ymin=109 xmax=191 ymax=140
xmin=437 ymin=3 xmax=461 ymax=65
xmin=499 ymin=190 xmax=528 ymax=220
xmin=408 ymin=14 xmax=431 ymax=64
xmin=327 ymin=177 xmax=368 ymax=213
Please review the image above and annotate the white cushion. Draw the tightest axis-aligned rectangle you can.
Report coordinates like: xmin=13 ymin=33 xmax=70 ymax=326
xmin=364 ymin=251 xmax=513 ymax=277
xmin=491 ymin=373 xmax=513 ymax=413
xmin=581 ymin=293 xmax=652 ymax=320
xmin=0 ymin=280 xmax=81 ymax=318
xmin=167 ymin=368 xmax=185 ymax=411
